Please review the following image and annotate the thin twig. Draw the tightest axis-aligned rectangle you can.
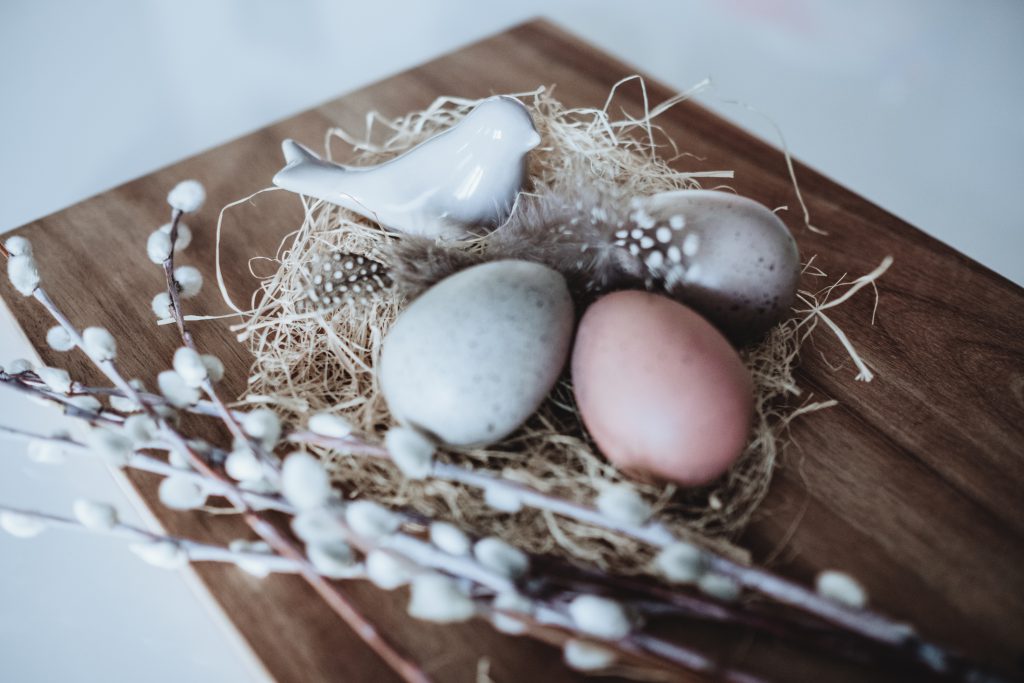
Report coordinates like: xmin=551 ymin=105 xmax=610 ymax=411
xmin=0 ymin=503 xmax=300 ymax=572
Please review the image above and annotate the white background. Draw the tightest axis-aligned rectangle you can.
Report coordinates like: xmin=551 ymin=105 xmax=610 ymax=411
xmin=1 ymin=1 xmax=1022 ymax=681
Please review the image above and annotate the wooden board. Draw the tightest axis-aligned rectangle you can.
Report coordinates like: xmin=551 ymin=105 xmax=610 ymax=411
xmin=3 ymin=19 xmax=1022 ymax=682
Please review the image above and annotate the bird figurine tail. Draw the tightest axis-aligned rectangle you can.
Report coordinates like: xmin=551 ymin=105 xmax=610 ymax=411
xmin=272 ymin=140 xmax=344 ymax=202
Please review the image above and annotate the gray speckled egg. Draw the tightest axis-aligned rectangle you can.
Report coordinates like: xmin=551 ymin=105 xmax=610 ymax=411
xmin=379 ymin=260 xmax=574 ymax=447
xmin=620 ymin=190 xmax=800 ymax=342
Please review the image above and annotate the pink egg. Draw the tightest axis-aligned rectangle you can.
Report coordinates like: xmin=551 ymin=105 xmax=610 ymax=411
xmin=571 ymin=290 xmax=753 ymax=486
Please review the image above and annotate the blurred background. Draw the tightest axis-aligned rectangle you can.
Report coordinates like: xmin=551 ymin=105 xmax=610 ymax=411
xmin=1 ymin=1 xmax=1022 ymax=681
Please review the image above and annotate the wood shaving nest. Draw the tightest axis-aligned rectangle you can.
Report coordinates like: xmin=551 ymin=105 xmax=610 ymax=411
xmin=228 ymin=83 xmax=848 ymax=573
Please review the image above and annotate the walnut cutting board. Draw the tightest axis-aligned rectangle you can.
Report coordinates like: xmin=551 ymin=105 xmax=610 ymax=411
xmin=2 ymin=19 xmax=1022 ymax=683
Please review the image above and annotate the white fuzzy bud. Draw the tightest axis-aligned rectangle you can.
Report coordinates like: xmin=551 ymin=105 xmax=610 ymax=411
xmin=229 ymin=539 xmax=274 ymax=578
xmin=72 ymin=500 xmax=119 ymax=530
xmin=491 ymin=591 xmax=532 ymax=634
xmin=5 ymin=358 xmax=34 ymax=374
xmin=158 ymin=370 xmax=199 ymax=407
xmin=385 ymin=426 xmax=434 ymax=479
xmin=307 ymin=412 xmax=352 ymax=439
xmin=408 ymin=573 xmax=475 ymax=623
xmin=4 ymin=235 xmax=32 ymax=256
xmin=151 ymin=292 xmax=172 ymax=319
xmin=172 ymin=347 xmax=207 ymax=387
xmin=146 ymin=230 xmax=173 ymax=264
xmin=225 ymin=448 xmax=263 ymax=482
xmin=158 ymin=221 xmax=192 ymax=251
xmin=595 ymin=484 xmax=651 ymax=526
xmin=46 ymin=325 xmax=74 ymax=352
xmin=174 ymin=266 xmax=203 ymax=298
xmin=167 ymin=179 xmax=205 ymax=213
xmin=109 ymin=379 xmax=144 ymax=413
xmin=345 ymin=500 xmax=400 ymax=538
xmin=429 ymin=521 xmax=470 ymax=556
xmin=0 ymin=510 xmax=46 ymax=538
xmin=131 ymin=540 xmax=188 ymax=569
xmin=36 ymin=366 xmax=72 ymax=394
xmin=167 ymin=447 xmax=193 ymax=470
xmin=158 ymin=475 xmax=207 ymax=510
xmin=563 ymin=639 xmax=616 ymax=671
xmin=201 ymin=354 xmax=224 ymax=383
xmin=82 ymin=327 xmax=117 ymax=361
xmin=568 ymin=595 xmax=632 ymax=640
xmin=484 ymin=485 xmax=523 ymax=513
xmin=122 ymin=414 xmax=158 ymax=444
xmin=86 ymin=427 xmax=134 ymax=467
xmin=8 ymin=254 xmax=40 ymax=296
xmin=365 ymin=550 xmax=413 ymax=590
xmin=241 ymin=408 xmax=281 ymax=447
xmin=307 ymin=541 xmax=357 ymax=579
xmin=66 ymin=395 xmax=103 ymax=414
xmin=27 ymin=436 xmax=67 ymax=464
xmin=655 ymin=541 xmax=704 ymax=584
xmin=816 ymin=570 xmax=867 ymax=608
xmin=474 ymin=537 xmax=529 ymax=579
xmin=697 ymin=573 xmax=741 ymax=602
xmin=281 ymin=452 xmax=332 ymax=510
xmin=291 ymin=507 xmax=346 ymax=544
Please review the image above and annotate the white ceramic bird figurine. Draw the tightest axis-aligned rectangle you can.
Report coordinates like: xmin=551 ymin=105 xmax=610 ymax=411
xmin=273 ymin=95 xmax=541 ymax=240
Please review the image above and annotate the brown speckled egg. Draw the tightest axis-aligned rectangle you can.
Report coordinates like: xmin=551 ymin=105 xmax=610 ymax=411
xmin=571 ymin=290 xmax=753 ymax=486
xmin=617 ymin=190 xmax=800 ymax=343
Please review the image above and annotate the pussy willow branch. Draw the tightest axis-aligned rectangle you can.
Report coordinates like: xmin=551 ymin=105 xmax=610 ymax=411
xmin=160 ymin=216 xmax=275 ymax=469
xmin=0 ymin=401 xmax=779 ymax=679
xmin=27 ymin=281 xmax=430 ymax=683
xmin=0 ymin=503 xmax=301 ymax=572
xmin=162 ymin=209 xmax=188 ymax=340
xmin=288 ymin=432 xmax=996 ymax=682
xmin=4 ymin=330 xmax=982 ymax=680
xmin=0 ymin=423 xmax=291 ymax=513
xmin=7 ymin=245 xmax=995 ymax=680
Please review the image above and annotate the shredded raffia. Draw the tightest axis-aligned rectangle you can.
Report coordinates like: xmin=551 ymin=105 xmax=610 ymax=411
xmin=219 ymin=81 xmax=888 ymax=572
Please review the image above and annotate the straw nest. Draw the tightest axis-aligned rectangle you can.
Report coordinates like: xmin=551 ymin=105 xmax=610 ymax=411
xmin=230 ymin=83 xmax=850 ymax=572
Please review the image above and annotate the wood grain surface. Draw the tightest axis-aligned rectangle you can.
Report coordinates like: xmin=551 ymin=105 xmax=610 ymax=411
xmin=2 ymin=19 xmax=1022 ymax=683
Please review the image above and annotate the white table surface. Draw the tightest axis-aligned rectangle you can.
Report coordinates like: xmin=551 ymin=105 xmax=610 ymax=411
xmin=2 ymin=2 xmax=1022 ymax=681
